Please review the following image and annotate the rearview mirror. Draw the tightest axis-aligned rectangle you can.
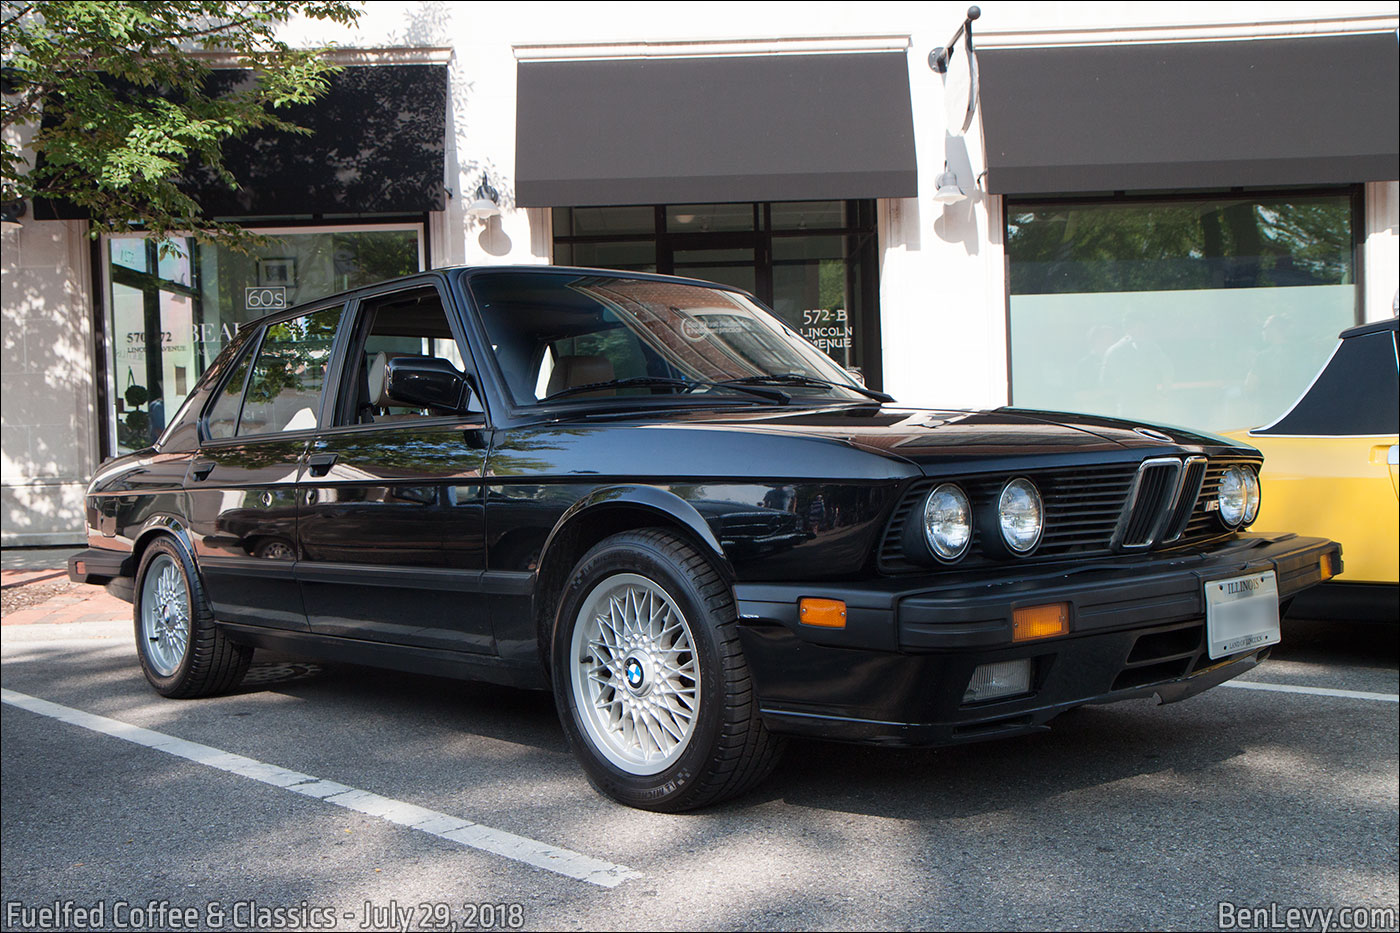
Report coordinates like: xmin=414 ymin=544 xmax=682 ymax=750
xmin=384 ymin=357 xmax=474 ymax=413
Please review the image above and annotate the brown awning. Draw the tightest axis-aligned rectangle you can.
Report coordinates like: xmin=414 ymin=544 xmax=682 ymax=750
xmin=978 ymin=33 xmax=1400 ymax=195
xmin=515 ymin=52 xmax=918 ymax=207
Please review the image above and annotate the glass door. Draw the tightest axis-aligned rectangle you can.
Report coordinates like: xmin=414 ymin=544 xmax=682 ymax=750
xmin=108 ymin=238 xmax=203 ymax=451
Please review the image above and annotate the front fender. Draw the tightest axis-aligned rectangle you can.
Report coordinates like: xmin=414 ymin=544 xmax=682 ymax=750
xmin=540 ymin=485 xmax=727 ymax=570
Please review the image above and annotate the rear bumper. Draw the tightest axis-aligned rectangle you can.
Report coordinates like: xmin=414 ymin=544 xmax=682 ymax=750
xmin=67 ymin=547 xmax=132 ymax=586
xmin=734 ymin=533 xmax=1340 ymax=746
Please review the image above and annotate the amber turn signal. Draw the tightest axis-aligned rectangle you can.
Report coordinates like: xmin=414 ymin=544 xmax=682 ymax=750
xmin=799 ymin=597 xmax=848 ymax=629
xmin=1012 ymin=602 xmax=1069 ymax=642
xmin=1319 ymin=553 xmax=1338 ymax=583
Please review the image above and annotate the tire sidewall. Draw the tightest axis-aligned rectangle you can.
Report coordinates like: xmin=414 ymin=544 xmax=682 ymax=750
xmin=134 ymin=537 xmax=199 ymax=695
xmin=552 ymin=533 xmax=729 ymax=809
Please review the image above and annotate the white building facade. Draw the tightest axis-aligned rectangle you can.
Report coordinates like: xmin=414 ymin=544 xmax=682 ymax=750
xmin=3 ymin=1 xmax=1398 ymax=544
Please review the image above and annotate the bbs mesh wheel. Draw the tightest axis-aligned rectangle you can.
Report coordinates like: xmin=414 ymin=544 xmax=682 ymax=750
xmin=552 ymin=529 xmax=783 ymax=811
xmin=134 ymin=536 xmax=251 ymax=698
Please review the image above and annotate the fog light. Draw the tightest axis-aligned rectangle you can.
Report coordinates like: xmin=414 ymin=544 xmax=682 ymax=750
xmin=799 ymin=597 xmax=847 ymax=629
xmin=963 ymin=659 xmax=1033 ymax=703
xmin=1012 ymin=603 xmax=1069 ymax=642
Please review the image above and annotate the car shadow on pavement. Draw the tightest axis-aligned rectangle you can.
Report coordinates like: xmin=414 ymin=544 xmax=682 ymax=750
xmin=227 ymin=652 xmax=566 ymax=753
xmin=1275 ymin=617 xmax=1399 ymax=668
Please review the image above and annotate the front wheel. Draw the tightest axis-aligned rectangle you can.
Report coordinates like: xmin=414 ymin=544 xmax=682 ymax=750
xmin=552 ymin=529 xmax=783 ymax=811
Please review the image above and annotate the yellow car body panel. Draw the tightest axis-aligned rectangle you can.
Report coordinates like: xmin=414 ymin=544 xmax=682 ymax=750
xmin=1222 ymin=432 xmax=1398 ymax=584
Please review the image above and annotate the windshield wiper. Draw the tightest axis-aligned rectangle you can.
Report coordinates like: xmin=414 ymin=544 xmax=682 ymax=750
xmin=545 ymin=376 xmax=790 ymax=404
xmin=716 ymin=373 xmax=895 ymax=403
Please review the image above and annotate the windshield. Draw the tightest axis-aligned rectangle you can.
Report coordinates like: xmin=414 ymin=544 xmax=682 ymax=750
xmin=467 ymin=271 xmax=873 ymax=407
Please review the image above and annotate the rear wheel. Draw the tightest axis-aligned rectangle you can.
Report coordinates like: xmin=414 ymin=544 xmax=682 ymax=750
xmin=134 ymin=537 xmax=251 ymax=698
xmin=552 ymin=529 xmax=783 ymax=811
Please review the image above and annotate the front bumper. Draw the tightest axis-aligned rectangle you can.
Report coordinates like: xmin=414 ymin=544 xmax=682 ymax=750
xmin=734 ymin=533 xmax=1339 ymax=746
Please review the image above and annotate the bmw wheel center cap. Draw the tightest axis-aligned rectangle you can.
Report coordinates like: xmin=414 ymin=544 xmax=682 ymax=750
xmin=625 ymin=656 xmax=645 ymax=691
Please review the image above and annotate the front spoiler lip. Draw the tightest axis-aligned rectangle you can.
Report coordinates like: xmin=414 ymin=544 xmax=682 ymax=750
xmin=734 ymin=532 xmax=1336 ymax=748
xmin=756 ymin=645 xmax=1265 ymax=747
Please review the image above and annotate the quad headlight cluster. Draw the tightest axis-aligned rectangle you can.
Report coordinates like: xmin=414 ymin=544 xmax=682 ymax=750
xmin=916 ymin=478 xmax=1044 ymax=563
xmin=1217 ymin=465 xmax=1262 ymax=527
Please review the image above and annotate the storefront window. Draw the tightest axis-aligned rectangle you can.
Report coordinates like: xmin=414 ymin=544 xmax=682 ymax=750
xmin=552 ymin=201 xmax=880 ymax=385
xmin=106 ymin=226 xmax=421 ymax=454
xmin=1007 ymin=192 xmax=1356 ymax=432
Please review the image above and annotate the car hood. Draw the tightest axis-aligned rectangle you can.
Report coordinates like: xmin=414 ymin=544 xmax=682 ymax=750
xmin=598 ymin=404 xmax=1257 ymax=476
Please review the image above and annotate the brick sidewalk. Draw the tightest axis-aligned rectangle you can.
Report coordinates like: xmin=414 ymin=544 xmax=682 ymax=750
xmin=0 ymin=570 xmax=132 ymax=626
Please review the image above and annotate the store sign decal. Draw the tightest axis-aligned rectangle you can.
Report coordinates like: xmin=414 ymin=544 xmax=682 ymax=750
xmin=800 ymin=308 xmax=852 ymax=354
xmin=245 ymin=286 xmax=288 ymax=311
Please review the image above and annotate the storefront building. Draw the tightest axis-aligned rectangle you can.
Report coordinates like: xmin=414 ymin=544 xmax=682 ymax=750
xmin=3 ymin=2 xmax=1397 ymax=544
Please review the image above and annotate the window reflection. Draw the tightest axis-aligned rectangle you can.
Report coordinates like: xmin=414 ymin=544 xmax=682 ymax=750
xmin=1007 ymin=193 xmax=1356 ymax=431
xmin=552 ymin=201 xmax=877 ymax=383
xmin=105 ymin=228 xmax=421 ymax=453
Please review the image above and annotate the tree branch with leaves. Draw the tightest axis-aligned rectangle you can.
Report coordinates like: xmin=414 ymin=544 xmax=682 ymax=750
xmin=1 ymin=1 xmax=363 ymax=248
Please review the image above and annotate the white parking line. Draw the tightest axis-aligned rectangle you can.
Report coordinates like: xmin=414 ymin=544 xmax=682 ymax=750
xmin=1222 ymin=680 xmax=1399 ymax=703
xmin=0 ymin=688 xmax=640 ymax=888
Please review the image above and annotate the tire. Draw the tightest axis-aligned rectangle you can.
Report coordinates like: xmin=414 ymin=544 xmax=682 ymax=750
xmin=551 ymin=529 xmax=784 ymax=811
xmin=134 ymin=536 xmax=252 ymax=698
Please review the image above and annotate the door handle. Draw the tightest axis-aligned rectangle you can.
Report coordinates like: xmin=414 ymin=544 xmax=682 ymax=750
xmin=307 ymin=452 xmax=338 ymax=477
xmin=190 ymin=460 xmax=216 ymax=482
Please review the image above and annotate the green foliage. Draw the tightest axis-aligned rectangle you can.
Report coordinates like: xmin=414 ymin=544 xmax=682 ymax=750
xmin=817 ymin=258 xmax=845 ymax=310
xmin=1007 ymin=195 xmax=1353 ymax=295
xmin=242 ymin=308 xmax=339 ymax=405
xmin=1 ymin=1 xmax=363 ymax=248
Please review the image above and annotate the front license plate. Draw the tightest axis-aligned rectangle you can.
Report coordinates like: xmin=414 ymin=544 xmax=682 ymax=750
xmin=1205 ymin=570 xmax=1280 ymax=660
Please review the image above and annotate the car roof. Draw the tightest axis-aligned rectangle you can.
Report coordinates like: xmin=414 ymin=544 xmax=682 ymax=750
xmin=238 ymin=265 xmax=763 ymax=331
xmin=1340 ymin=317 xmax=1398 ymax=339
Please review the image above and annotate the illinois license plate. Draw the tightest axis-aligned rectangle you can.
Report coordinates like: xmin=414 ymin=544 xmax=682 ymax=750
xmin=1205 ymin=570 xmax=1280 ymax=660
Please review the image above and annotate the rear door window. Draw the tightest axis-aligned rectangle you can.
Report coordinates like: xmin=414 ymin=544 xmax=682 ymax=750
xmin=205 ymin=346 xmax=255 ymax=440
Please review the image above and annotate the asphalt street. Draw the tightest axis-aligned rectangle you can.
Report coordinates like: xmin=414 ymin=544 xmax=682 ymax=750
xmin=2 ymin=615 xmax=1396 ymax=932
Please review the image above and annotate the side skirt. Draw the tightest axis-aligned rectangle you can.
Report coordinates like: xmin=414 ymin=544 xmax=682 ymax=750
xmin=218 ymin=623 xmax=550 ymax=691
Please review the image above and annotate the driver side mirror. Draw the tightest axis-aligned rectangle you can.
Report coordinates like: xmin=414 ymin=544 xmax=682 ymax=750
xmin=383 ymin=356 xmax=475 ymax=413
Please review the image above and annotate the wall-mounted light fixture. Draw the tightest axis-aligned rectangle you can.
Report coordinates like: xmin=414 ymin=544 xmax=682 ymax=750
xmin=1 ymin=198 xmax=27 ymax=231
xmin=466 ymin=176 xmax=502 ymax=219
xmin=933 ymin=164 xmax=968 ymax=204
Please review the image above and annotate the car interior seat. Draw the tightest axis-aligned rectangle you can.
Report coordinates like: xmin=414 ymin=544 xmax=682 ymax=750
xmin=546 ymin=355 xmax=615 ymax=398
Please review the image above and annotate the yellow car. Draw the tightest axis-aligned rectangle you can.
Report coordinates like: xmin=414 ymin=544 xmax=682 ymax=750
xmin=1225 ymin=317 xmax=1398 ymax=620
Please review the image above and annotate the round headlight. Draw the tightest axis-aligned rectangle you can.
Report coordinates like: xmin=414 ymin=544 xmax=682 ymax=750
xmin=922 ymin=483 xmax=972 ymax=561
xmin=998 ymin=478 xmax=1043 ymax=554
xmin=1242 ymin=467 xmax=1261 ymax=525
xmin=1218 ymin=466 xmax=1248 ymax=526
